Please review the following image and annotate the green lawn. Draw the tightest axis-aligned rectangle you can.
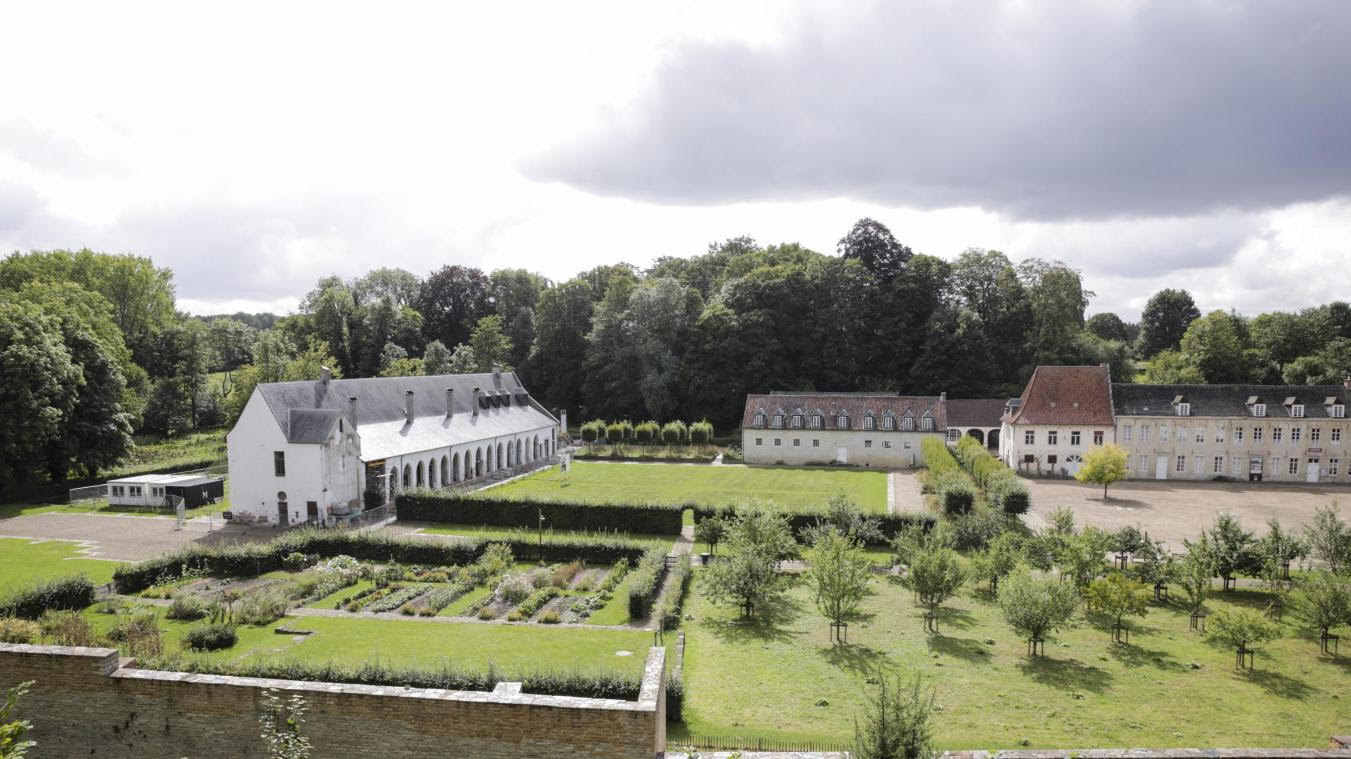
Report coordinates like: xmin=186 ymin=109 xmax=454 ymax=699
xmin=490 ymin=461 xmax=888 ymax=513
xmin=0 ymin=537 xmax=120 ymax=592
xmin=678 ymin=574 xmax=1351 ymax=750
xmin=415 ymin=522 xmax=676 ymax=551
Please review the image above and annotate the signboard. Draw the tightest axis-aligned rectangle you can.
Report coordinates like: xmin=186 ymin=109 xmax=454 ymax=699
xmin=222 ymin=511 xmax=234 ymax=520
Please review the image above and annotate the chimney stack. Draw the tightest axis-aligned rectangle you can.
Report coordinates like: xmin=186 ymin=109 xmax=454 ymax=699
xmin=492 ymin=364 xmax=502 ymax=379
xmin=1344 ymin=374 xmax=1350 ymax=390
xmin=347 ymin=396 xmax=358 ymax=432
xmin=321 ymin=366 xmax=332 ymax=384
xmin=405 ymin=390 xmax=415 ymax=423
xmin=939 ymin=391 xmax=946 ymax=402
xmin=472 ymin=387 xmax=480 ymax=415
xmin=445 ymin=387 xmax=454 ymax=419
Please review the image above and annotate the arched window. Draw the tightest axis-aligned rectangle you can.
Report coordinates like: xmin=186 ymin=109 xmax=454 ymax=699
xmin=476 ymin=447 xmax=484 ymax=477
xmin=486 ymin=445 xmax=493 ymax=472
xmin=516 ymin=439 xmax=523 ymax=465
xmin=416 ymin=461 xmax=426 ymax=488
xmin=441 ymin=455 xmax=449 ymax=485
xmin=453 ymin=452 xmax=461 ymax=482
xmin=497 ymin=443 xmax=505 ymax=470
xmin=403 ymin=464 xmax=412 ymax=488
xmin=428 ymin=460 xmax=438 ymax=489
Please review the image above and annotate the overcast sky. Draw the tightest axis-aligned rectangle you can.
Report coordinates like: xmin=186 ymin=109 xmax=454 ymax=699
xmin=2 ymin=0 xmax=1348 ymax=319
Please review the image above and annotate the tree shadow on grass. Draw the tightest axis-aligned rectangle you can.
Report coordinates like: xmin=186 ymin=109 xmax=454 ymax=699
xmin=925 ymin=634 xmax=992 ymax=663
xmin=700 ymin=594 xmax=806 ymax=645
xmin=936 ymin=606 xmax=977 ymax=631
xmin=1104 ymin=641 xmax=1182 ymax=671
xmin=1238 ymin=667 xmax=1314 ymax=700
xmin=817 ymin=641 xmax=892 ymax=676
xmin=1015 ymin=655 xmax=1114 ymax=694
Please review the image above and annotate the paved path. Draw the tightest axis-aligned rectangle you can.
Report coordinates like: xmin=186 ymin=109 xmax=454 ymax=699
xmin=0 ymin=512 xmax=273 ymax=562
xmin=671 ymin=525 xmax=694 ymax=556
xmin=887 ymin=470 xmax=926 ymax=515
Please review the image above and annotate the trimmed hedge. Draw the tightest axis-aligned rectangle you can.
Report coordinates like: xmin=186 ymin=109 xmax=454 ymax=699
xmin=627 ymin=546 xmax=670 ymax=620
xmin=396 ymin=491 xmax=684 ymax=535
xmin=0 ymin=575 xmax=96 ymax=619
xmin=112 ymin=527 xmax=647 ymax=594
xmin=656 ymin=555 xmax=692 ymax=630
xmin=954 ymin=436 xmax=1030 ymax=515
xmin=690 ymin=506 xmax=933 ymax=547
xmin=922 ymin=438 xmax=975 ymax=515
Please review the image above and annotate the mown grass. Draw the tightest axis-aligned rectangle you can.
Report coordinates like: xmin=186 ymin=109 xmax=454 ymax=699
xmin=415 ymin=522 xmax=676 ymax=551
xmin=0 ymin=537 xmax=120 ymax=592
xmin=677 ymin=573 xmax=1351 ymax=750
xmin=490 ymin=461 xmax=888 ymax=513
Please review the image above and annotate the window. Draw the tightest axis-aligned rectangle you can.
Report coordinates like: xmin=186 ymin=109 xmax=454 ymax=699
xmin=772 ymin=414 xmax=784 ymax=428
xmin=753 ymin=413 xmax=766 ymax=428
xmin=1234 ymin=426 xmax=1243 ymax=442
xmin=1333 ymin=428 xmax=1343 ymax=443
xmin=1070 ymin=431 xmax=1081 ymax=446
xmin=1288 ymin=458 xmax=1299 ymax=475
xmin=1140 ymin=426 xmax=1150 ymax=442
xmin=1213 ymin=456 xmax=1224 ymax=474
xmin=1215 ymin=427 xmax=1224 ymax=443
xmin=1177 ymin=403 xmax=1191 ymax=416
xmin=837 ymin=415 xmax=849 ymax=429
xmin=1253 ymin=403 xmax=1267 ymax=417
xmin=1048 ymin=431 xmax=1059 ymax=445
xmin=904 ymin=441 xmax=912 ymax=449
xmin=1231 ymin=456 xmax=1242 ymax=476
xmin=1122 ymin=425 xmax=1132 ymax=441
xmin=1330 ymin=458 xmax=1341 ymax=476
xmin=1291 ymin=427 xmax=1302 ymax=442
xmin=773 ymin=438 xmax=781 ymax=446
xmin=948 ymin=429 xmax=961 ymax=441
xmin=1176 ymin=455 xmax=1186 ymax=472
xmin=902 ymin=416 xmax=915 ymax=432
xmin=863 ymin=415 xmax=875 ymax=431
xmin=1137 ymin=455 xmax=1148 ymax=472
xmin=884 ymin=440 xmax=893 ymax=449
xmin=1195 ymin=430 xmax=1205 ymax=443
xmin=151 ymin=486 xmax=165 ymax=497
xmin=1193 ymin=456 xmax=1203 ymax=475
xmin=1311 ymin=428 xmax=1321 ymax=442
xmin=1093 ymin=431 xmax=1104 ymax=446
xmin=129 ymin=485 xmax=142 ymax=497
xmin=1291 ymin=404 xmax=1305 ymax=418
xmin=864 ymin=440 xmax=873 ymax=448
xmin=1253 ymin=427 xmax=1263 ymax=442
xmin=111 ymin=485 xmax=124 ymax=497
xmin=812 ymin=439 xmax=820 ymax=447
xmin=755 ymin=438 xmax=762 ymax=446
xmin=922 ymin=416 xmax=934 ymax=432
xmin=1177 ymin=425 xmax=1187 ymax=441
xmin=1332 ymin=404 xmax=1346 ymax=419
xmin=791 ymin=414 xmax=803 ymax=428
xmin=274 ymin=451 xmax=286 ymax=477
xmin=1024 ymin=430 xmax=1035 ymax=445
xmin=793 ymin=438 xmax=800 ymax=447
xmin=1160 ymin=425 xmax=1170 ymax=441
xmin=812 ymin=415 xmax=824 ymax=429
xmin=1273 ymin=427 xmax=1283 ymax=442
xmin=883 ymin=416 xmax=896 ymax=431
xmin=1047 ymin=454 xmax=1058 ymax=465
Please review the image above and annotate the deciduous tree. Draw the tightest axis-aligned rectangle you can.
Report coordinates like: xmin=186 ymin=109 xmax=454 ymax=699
xmin=1075 ymin=443 xmax=1129 ymax=498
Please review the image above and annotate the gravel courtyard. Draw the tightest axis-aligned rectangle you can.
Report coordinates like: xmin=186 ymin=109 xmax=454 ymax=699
xmin=1020 ymin=477 xmax=1349 ymax=547
xmin=0 ymin=512 xmax=274 ymax=562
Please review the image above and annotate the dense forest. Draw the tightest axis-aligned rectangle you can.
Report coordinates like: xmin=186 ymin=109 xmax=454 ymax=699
xmin=2 ymin=218 xmax=1349 ymax=491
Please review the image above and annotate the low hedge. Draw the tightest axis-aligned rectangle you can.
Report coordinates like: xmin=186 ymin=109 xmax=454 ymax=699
xmin=0 ymin=575 xmax=96 ymax=619
xmin=954 ymin=436 xmax=1030 ymax=515
xmin=112 ymin=527 xmax=647 ymax=594
xmin=690 ymin=506 xmax=933 ymax=547
xmin=397 ymin=491 xmax=684 ymax=535
xmin=922 ymin=438 xmax=975 ymax=515
xmin=183 ymin=623 xmax=237 ymax=651
xmin=656 ymin=555 xmax=692 ymax=630
xmin=627 ymin=547 xmax=670 ymax=620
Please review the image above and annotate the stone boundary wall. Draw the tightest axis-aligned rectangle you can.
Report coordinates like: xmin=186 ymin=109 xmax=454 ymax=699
xmin=0 ymin=643 xmax=665 ymax=759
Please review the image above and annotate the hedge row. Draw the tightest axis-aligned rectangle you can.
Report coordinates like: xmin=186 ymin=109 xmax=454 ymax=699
xmin=656 ymin=555 xmax=692 ymax=631
xmin=396 ymin=491 xmax=684 ymax=535
xmin=921 ymin=438 xmax=976 ymax=515
xmin=627 ymin=546 xmax=670 ymax=620
xmin=954 ymin=436 xmax=1031 ymax=515
xmin=0 ymin=576 xmax=96 ymax=619
xmin=112 ymin=527 xmax=647 ymax=594
xmin=691 ymin=506 xmax=934 ymax=547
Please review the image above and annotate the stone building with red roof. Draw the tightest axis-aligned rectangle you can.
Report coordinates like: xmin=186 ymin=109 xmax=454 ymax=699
xmin=997 ymin=365 xmax=1116 ymax=477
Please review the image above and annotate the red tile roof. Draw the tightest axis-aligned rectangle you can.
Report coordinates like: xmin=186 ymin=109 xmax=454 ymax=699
xmin=945 ymin=398 xmax=1012 ymax=428
xmin=1005 ymin=366 xmax=1114 ymax=426
xmin=742 ymin=393 xmax=946 ymax=431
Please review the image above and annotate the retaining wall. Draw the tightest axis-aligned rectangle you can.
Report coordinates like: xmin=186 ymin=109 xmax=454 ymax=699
xmin=0 ymin=643 xmax=665 ymax=759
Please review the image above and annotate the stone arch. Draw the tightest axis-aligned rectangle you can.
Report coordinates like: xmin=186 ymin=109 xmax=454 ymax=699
xmin=389 ymin=468 xmax=399 ymax=493
xmin=497 ymin=442 xmax=505 ymax=471
xmin=966 ymin=429 xmax=985 ymax=445
xmin=440 ymin=455 xmax=449 ymax=486
xmin=416 ymin=461 xmax=426 ymax=488
xmin=403 ymin=463 xmax=412 ymax=490
xmin=452 ymin=452 xmax=461 ymax=483
xmin=428 ymin=459 xmax=437 ymax=489
xmin=987 ymin=429 xmax=1000 ymax=450
xmin=533 ymin=434 xmax=541 ymax=460
xmin=516 ymin=439 xmax=523 ymax=466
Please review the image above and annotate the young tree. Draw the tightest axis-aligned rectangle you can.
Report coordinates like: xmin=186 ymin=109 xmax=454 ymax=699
xmin=1053 ymin=527 xmax=1111 ymax=589
xmin=1257 ymin=518 xmax=1307 ymax=580
xmin=905 ymin=542 xmax=966 ymax=633
xmin=1304 ymin=503 xmax=1351 ymax=575
xmin=1129 ymin=538 xmax=1178 ymax=602
xmin=1075 ymin=444 xmax=1129 ymax=499
xmin=997 ymin=567 xmax=1080 ymax=657
xmin=1084 ymin=572 xmax=1149 ymax=643
xmin=805 ymin=529 xmax=873 ymax=643
xmin=1290 ymin=571 xmax=1351 ymax=655
xmin=0 ymin=680 xmax=35 ymax=759
xmin=971 ymin=530 xmax=1022 ymax=594
xmin=1179 ymin=535 xmax=1218 ymax=625
xmin=1208 ymin=512 xmax=1259 ymax=590
xmin=1207 ymin=608 xmax=1281 ymax=670
xmin=852 ymin=673 xmax=935 ymax=759
xmin=258 ymin=687 xmax=312 ymax=759
xmin=697 ymin=510 xmax=794 ymax=618
xmin=693 ymin=514 xmax=727 ymax=556
xmin=803 ymin=495 xmax=884 ymax=547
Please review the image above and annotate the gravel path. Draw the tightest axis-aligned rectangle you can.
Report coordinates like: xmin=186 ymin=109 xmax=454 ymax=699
xmin=887 ymin=470 xmax=926 ymax=515
xmin=0 ymin=512 xmax=273 ymax=562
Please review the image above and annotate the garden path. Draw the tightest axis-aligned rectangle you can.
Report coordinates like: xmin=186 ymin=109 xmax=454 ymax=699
xmin=887 ymin=470 xmax=925 ymax=515
xmin=286 ymin=606 xmax=639 ymax=632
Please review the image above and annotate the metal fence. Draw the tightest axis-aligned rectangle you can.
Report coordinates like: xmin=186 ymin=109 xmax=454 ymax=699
xmin=345 ymin=504 xmax=393 ymax=529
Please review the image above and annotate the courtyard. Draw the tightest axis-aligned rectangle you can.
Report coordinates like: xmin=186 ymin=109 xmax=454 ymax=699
xmin=1020 ymin=478 xmax=1349 ymax=547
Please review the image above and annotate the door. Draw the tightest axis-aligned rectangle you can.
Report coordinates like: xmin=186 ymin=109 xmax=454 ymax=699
xmin=1306 ymin=459 xmax=1320 ymax=483
xmin=306 ymin=501 xmax=319 ymax=523
xmin=1249 ymin=457 xmax=1263 ymax=482
xmin=835 ymin=446 xmax=848 ymax=464
xmin=1065 ymin=454 xmax=1084 ymax=477
xmin=1155 ymin=456 xmax=1168 ymax=480
xmin=277 ymin=501 xmax=289 ymax=527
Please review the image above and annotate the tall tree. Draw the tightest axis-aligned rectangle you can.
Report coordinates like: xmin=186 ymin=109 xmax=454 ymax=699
xmin=0 ymin=303 xmax=80 ymax=492
xmin=1018 ymin=259 xmax=1091 ymax=369
xmin=1085 ymin=312 xmax=1130 ymax=342
xmin=488 ymin=268 xmax=549 ymax=370
xmin=466 ymin=315 xmax=513 ymax=372
xmin=528 ymin=278 xmax=595 ymax=416
xmin=1179 ymin=311 xmax=1251 ymax=383
xmin=414 ymin=265 xmax=489 ymax=349
xmin=838 ymin=218 xmax=912 ymax=281
xmin=1137 ymin=289 xmax=1201 ymax=358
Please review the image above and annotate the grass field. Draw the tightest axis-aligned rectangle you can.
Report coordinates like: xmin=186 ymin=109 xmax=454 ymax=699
xmin=489 ymin=461 xmax=889 ymax=512
xmin=676 ymin=573 xmax=1351 ymax=749
xmin=0 ymin=537 xmax=119 ymax=592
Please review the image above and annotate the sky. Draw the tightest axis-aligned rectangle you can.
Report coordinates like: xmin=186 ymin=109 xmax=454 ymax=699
xmin=1 ymin=0 xmax=1348 ymax=320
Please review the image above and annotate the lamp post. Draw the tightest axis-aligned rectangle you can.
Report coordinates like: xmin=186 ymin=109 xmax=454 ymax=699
xmin=538 ymin=508 xmax=546 ymax=562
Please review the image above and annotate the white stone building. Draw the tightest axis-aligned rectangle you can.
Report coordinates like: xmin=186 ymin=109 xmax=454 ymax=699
xmin=740 ymin=392 xmax=946 ymax=468
xmin=998 ymin=365 xmax=1117 ymax=478
xmin=226 ymin=368 xmax=558 ymax=526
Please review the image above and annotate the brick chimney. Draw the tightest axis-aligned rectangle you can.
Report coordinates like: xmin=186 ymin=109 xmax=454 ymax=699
xmin=445 ymin=387 xmax=454 ymax=419
xmin=347 ymin=396 xmax=358 ymax=432
xmin=472 ymin=387 xmax=480 ymax=415
xmin=404 ymin=390 xmax=415 ymax=423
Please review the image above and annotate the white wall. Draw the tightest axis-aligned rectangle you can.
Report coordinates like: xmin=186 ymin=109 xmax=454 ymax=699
xmin=741 ymin=428 xmax=938 ymax=468
xmin=1000 ymin=423 xmax=1115 ymax=476
xmin=1116 ymin=416 xmax=1351 ymax=483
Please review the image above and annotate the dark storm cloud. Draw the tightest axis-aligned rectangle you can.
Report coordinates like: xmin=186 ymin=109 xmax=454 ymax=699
xmin=529 ymin=0 xmax=1351 ymax=220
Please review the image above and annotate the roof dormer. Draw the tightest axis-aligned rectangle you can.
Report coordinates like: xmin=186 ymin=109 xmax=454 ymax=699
xmin=1172 ymin=394 xmax=1190 ymax=416
xmin=1326 ymin=396 xmax=1346 ymax=419
xmin=1247 ymin=396 xmax=1266 ymax=417
xmin=1285 ymin=396 xmax=1305 ymax=418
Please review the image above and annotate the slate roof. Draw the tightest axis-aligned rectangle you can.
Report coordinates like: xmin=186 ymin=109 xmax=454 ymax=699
xmin=1005 ymin=365 xmax=1114 ymax=426
xmin=1112 ymin=383 xmax=1350 ymax=418
xmin=742 ymin=393 xmax=946 ymax=431
xmin=255 ymin=371 xmax=559 ymax=460
xmin=945 ymin=398 xmax=1012 ymax=428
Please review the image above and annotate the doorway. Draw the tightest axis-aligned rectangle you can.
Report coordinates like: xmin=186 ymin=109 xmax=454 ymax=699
xmin=1154 ymin=456 xmax=1167 ymax=480
xmin=835 ymin=446 xmax=848 ymax=464
xmin=306 ymin=501 xmax=319 ymax=523
xmin=277 ymin=501 xmax=289 ymax=527
xmin=1307 ymin=458 xmax=1320 ymax=484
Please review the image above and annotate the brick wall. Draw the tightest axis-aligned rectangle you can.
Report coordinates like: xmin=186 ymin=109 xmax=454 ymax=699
xmin=0 ymin=643 xmax=665 ymax=759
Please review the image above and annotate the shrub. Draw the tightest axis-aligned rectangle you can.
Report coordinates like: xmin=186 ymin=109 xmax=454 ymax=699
xmin=656 ymin=555 xmax=693 ymax=630
xmin=364 ymin=585 xmax=428 ymax=614
xmin=183 ymin=623 xmax=237 ymax=651
xmin=853 ymin=673 xmax=936 ymax=759
xmin=538 ymin=610 xmax=562 ymax=624
xmin=282 ymin=552 xmax=309 ymax=571
xmin=627 ymin=547 xmax=670 ymax=620
xmin=395 ymin=492 xmax=684 ymax=535
xmin=236 ymin=590 xmax=289 ymax=626
xmin=601 ymin=559 xmax=630 ymax=592
xmin=0 ymin=617 xmax=42 ymax=644
xmin=947 ymin=507 xmax=1007 ymax=551
xmin=689 ymin=420 xmax=714 ymax=448
xmin=107 ymin=609 xmax=164 ymax=658
xmin=513 ymin=587 xmax=561 ymax=620
xmin=660 ymin=420 xmax=688 ymax=446
xmin=0 ymin=575 xmax=96 ymax=619
xmin=495 ymin=573 xmax=535 ymax=605
xmin=953 ymin=436 xmax=1030 ymax=515
xmin=39 ymin=610 xmax=97 ymax=647
xmin=579 ymin=420 xmax=605 ymax=445
xmin=634 ymin=421 xmax=659 ymax=445
xmin=166 ymin=592 xmax=211 ymax=621
xmin=550 ymin=561 xmax=583 ymax=588
xmin=692 ymin=507 xmax=933 ymax=548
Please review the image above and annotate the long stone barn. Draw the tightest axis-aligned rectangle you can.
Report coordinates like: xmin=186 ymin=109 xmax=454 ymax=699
xmin=226 ymin=367 xmax=559 ymax=527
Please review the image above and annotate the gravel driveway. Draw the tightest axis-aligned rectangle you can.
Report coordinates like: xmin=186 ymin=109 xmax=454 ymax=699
xmin=0 ymin=512 xmax=275 ymax=562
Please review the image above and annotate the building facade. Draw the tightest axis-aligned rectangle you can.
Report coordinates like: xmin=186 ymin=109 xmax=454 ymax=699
xmin=944 ymin=398 xmax=1011 ymax=449
xmin=740 ymin=392 xmax=946 ymax=467
xmin=1000 ymin=365 xmax=1351 ymax=484
xmin=227 ymin=368 xmax=558 ymax=526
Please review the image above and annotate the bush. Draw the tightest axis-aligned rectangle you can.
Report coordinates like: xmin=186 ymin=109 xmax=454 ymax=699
xmin=947 ymin=508 xmax=1008 ymax=551
xmin=183 ymin=623 xmax=237 ymax=651
xmin=511 ymin=587 xmax=561 ymax=620
xmin=627 ymin=547 xmax=670 ymax=620
xmin=166 ymin=592 xmax=210 ymax=621
xmin=656 ymin=555 xmax=692 ymax=630
xmin=921 ymin=439 xmax=976 ymax=515
xmin=235 ymin=590 xmax=289 ymax=626
xmin=396 ymin=491 xmax=684 ymax=535
xmin=39 ymin=610 xmax=97 ymax=647
xmin=692 ymin=507 xmax=933 ymax=548
xmin=495 ymin=573 xmax=535 ymax=605
xmin=689 ymin=420 xmax=714 ymax=448
xmin=660 ymin=420 xmax=688 ymax=446
xmin=954 ymin=436 xmax=1030 ymax=515
xmin=0 ymin=617 xmax=42 ymax=644
xmin=0 ymin=575 xmax=96 ymax=619
xmin=107 ymin=609 xmax=164 ymax=658
xmin=634 ymin=421 xmax=659 ymax=445
xmin=282 ymin=552 xmax=309 ymax=571
xmin=580 ymin=420 xmax=605 ymax=444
